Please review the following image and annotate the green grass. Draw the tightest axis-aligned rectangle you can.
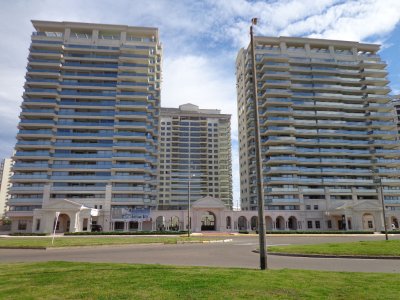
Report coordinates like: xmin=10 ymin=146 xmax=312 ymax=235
xmin=0 ymin=236 xmax=217 ymax=249
xmin=269 ymin=240 xmax=400 ymax=256
xmin=0 ymin=261 xmax=399 ymax=299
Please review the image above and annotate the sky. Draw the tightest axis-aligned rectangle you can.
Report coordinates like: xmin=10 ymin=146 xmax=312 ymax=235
xmin=0 ymin=0 xmax=400 ymax=209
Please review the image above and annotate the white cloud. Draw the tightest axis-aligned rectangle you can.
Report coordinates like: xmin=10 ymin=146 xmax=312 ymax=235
xmin=162 ymin=54 xmax=238 ymax=136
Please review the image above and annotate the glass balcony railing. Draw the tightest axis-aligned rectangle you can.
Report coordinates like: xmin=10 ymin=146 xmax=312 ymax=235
xmin=53 ymin=153 xmax=112 ymax=158
xmin=19 ymin=130 xmax=53 ymax=135
xmin=12 ymin=174 xmax=48 ymax=179
xmin=56 ymin=131 xmax=114 ymax=137
xmin=16 ymin=141 xmax=52 ymax=146
xmin=63 ymin=72 xmax=117 ymax=78
xmin=52 ymin=164 xmax=112 ymax=169
xmin=13 ymin=163 xmax=49 ymax=168
xmin=59 ymin=100 xmax=115 ymax=106
xmin=116 ymin=101 xmax=148 ymax=106
xmin=58 ymin=111 xmax=115 ymax=116
xmin=50 ymin=175 xmax=110 ymax=180
xmin=25 ymin=88 xmax=58 ymax=93
xmin=63 ymin=62 xmax=118 ymax=68
xmin=54 ymin=142 xmax=112 ymax=147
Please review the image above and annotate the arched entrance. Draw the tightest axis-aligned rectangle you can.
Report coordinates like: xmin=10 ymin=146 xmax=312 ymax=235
xmin=362 ymin=213 xmax=375 ymax=230
xmin=56 ymin=213 xmax=70 ymax=233
xmin=250 ymin=216 xmax=258 ymax=231
xmin=156 ymin=216 xmax=165 ymax=231
xmin=276 ymin=216 xmax=285 ymax=230
xmin=265 ymin=216 xmax=273 ymax=231
xmin=226 ymin=216 xmax=232 ymax=230
xmin=201 ymin=211 xmax=216 ymax=231
xmin=170 ymin=216 xmax=180 ymax=231
xmin=288 ymin=216 xmax=298 ymax=230
xmin=238 ymin=216 xmax=248 ymax=230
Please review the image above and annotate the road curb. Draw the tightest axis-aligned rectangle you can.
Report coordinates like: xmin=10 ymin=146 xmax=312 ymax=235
xmin=259 ymin=251 xmax=400 ymax=260
xmin=202 ymin=239 xmax=233 ymax=243
xmin=0 ymin=246 xmax=46 ymax=250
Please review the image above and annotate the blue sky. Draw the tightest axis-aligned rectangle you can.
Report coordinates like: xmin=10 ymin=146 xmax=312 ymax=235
xmin=1 ymin=0 xmax=400 ymax=208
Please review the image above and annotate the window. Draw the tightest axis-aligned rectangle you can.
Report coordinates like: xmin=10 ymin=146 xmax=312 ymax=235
xmin=18 ymin=220 xmax=27 ymax=230
xmin=306 ymin=205 xmax=311 ymax=210
xmin=327 ymin=220 xmax=332 ymax=229
xmin=307 ymin=221 xmax=313 ymax=229
xmin=315 ymin=221 xmax=320 ymax=229
xmin=368 ymin=220 xmax=373 ymax=229
xmin=314 ymin=205 xmax=319 ymax=210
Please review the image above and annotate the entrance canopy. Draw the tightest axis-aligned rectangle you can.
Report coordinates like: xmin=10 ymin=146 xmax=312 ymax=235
xmin=191 ymin=196 xmax=226 ymax=209
xmin=33 ymin=198 xmax=98 ymax=233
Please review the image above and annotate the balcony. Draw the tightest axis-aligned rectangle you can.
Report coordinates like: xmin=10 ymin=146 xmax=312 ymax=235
xmin=59 ymin=100 xmax=115 ymax=107
xmin=50 ymin=175 xmax=110 ymax=180
xmin=12 ymin=174 xmax=48 ymax=179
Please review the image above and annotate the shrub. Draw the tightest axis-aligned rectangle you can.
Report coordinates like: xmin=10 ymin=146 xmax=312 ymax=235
xmin=9 ymin=232 xmax=47 ymax=236
xmin=64 ymin=231 xmax=187 ymax=236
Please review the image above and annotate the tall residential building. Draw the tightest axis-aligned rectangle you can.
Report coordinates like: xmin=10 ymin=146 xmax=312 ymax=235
xmin=236 ymin=36 xmax=400 ymax=231
xmin=8 ymin=20 xmax=161 ymax=232
xmin=158 ymin=104 xmax=232 ymax=210
xmin=0 ymin=158 xmax=12 ymax=217
xmin=392 ymin=95 xmax=400 ymax=132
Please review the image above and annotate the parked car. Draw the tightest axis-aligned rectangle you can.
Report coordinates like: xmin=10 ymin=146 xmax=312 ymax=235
xmin=91 ymin=224 xmax=103 ymax=232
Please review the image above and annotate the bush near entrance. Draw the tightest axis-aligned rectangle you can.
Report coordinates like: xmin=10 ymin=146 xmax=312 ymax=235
xmin=260 ymin=230 xmax=375 ymax=234
xmin=64 ymin=231 xmax=187 ymax=236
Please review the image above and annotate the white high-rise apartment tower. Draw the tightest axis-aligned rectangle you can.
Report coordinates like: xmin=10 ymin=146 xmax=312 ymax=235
xmin=8 ymin=21 xmax=161 ymax=232
xmin=236 ymin=36 xmax=400 ymax=231
xmin=0 ymin=158 xmax=12 ymax=217
xmin=158 ymin=104 xmax=232 ymax=210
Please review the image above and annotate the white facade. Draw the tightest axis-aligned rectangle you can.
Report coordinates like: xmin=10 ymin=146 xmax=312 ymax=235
xmin=236 ymin=36 xmax=400 ymax=231
xmin=8 ymin=20 xmax=161 ymax=230
xmin=15 ymin=196 xmax=387 ymax=234
xmin=158 ymin=104 xmax=232 ymax=210
xmin=0 ymin=158 xmax=12 ymax=217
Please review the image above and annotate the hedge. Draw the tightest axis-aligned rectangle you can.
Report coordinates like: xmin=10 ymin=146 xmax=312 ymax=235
xmin=64 ymin=231 xmax=187 ymax=236
xmin=9 ymin=233 xmax=47 ymax=236
xmin=254 ymin=230 xmax=375 ymax=234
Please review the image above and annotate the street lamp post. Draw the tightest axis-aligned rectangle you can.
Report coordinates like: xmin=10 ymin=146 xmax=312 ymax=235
xmin=250 ymin=17 xmax=268 ymax=270
xmin=376 ymin=178 xmax=389 ymax=240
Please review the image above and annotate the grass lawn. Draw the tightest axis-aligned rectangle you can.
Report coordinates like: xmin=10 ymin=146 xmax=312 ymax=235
xmin=268 ymin=239 xmax=400 ymax=256
xmin=0 ymin=262 xmax=399 ymax=299
xmin=0 ymin=236 xmax=218 ymax=249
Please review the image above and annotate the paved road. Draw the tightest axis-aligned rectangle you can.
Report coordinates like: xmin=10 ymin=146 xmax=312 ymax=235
xmin=1 ymin=235 xmax=400 ymax=273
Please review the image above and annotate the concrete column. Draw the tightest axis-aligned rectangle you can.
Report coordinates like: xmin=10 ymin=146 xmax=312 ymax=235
xmin=104 ymin=184 xmax=112 ymax=211
xmin=92 ymin=30 xmax=99 ymax=45
xmin=75 ymin=212 xmax=80 ymax=232
xmin=120 ymin=31 xmax=126 ymax=45
xmin=63 ymin=28 xmax=70 ymax=43
xmin=139 ymin=221 xmax=143 ymax=231
xmin=42 ymin=184 xmax=51 ymax=207
xmin=102 ymin=211 xmax=111 ymax=232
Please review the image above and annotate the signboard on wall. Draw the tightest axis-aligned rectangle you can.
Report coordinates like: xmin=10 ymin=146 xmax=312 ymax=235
xmin=111 ymin=207 xmax=151 ymax=221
